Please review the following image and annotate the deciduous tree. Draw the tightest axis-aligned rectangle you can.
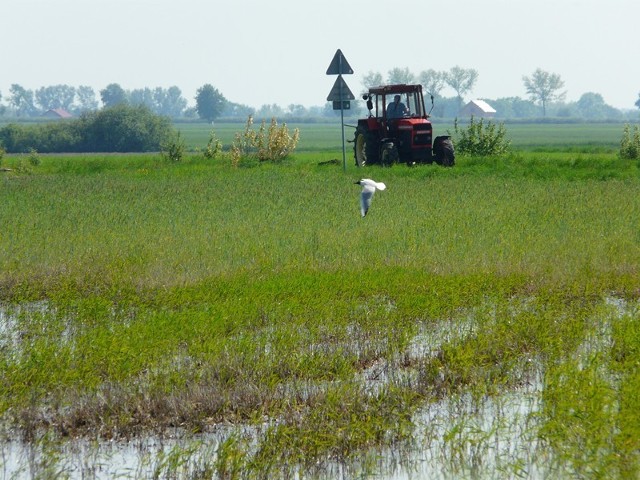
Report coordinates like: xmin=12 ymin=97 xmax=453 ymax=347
xmin=195 ymin=84 xmax=226 ymax=122
xmin=361 ymin=71 xmax=383 ymax=90
xmin=387 ymin=67 xmax=415 ymax=85
xmin=100 ymin=83 xmax=128 ymax=108
xmin=35 ymin=84 xmax=76 ymax=111
xmin=445 ymin=66 xmax=479 ymax=110
xmin=9 ymin=84 xmax=37 ymax=116
xmin=418 ymin=69 xmax=446 ymax=98
xmin=76 ymin=86 xmax=98 ymax=112
xmin=522 ymin=68 xmax=565 ymax=117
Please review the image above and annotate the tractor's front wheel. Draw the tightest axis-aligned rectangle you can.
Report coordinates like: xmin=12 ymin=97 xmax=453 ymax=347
xmin=354 ymin=126 xmax=379 ymax=167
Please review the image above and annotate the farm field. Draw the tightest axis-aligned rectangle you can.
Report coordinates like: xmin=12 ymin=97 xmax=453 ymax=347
xmin=175 ymin=121 xmax=632 ymax=153
xmin=1 ymin=126 xmax=640 ymax=478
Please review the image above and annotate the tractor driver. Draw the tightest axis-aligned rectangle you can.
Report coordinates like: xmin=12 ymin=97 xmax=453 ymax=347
xmin=387 ymin=95 xmax=408 ymax=119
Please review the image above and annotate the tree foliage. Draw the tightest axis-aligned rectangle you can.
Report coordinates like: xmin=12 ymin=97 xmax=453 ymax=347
xmin=445 ymin=66 xmax=479 ymax=108
xmin=418 ymin=69 xmax=447 ymax=98
xmin=100 ymin=83 xmax=128 ymax=108
xmin=523 ymin=68 xmax=566 ymax=117
xmin=361 ymin=71 xmax=383 ymax=90
xmin=9 ymin=84 xmax=37 ymax=116
xmin=35 ymin=84 xmax=76 ymax=111
xmin=195 ymin=84 xmax=227 ymax=122
xmin=0 ymin=104 xmax=172 ymax=153
xmin=387 ymin=67 xmax=415 ymax=85
xmin=78 ymin=104 xmax=172 ymax=152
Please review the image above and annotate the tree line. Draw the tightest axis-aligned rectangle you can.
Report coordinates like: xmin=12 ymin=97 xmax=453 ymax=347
xmin=364 ymin=66 xmax=638 ymax=120
xmin=1 ymin=67 xmax=639 ymax=121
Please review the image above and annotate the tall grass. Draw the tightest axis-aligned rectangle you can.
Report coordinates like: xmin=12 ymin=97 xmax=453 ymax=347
xmin=1 ymin=150 xmax=640 ymax=477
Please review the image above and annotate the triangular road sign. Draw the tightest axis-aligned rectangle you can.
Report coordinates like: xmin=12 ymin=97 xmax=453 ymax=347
xmin=326 ymin=75 xmax=355 ymax=101
xmin=326 ymin=49 xmax=354 ymax=75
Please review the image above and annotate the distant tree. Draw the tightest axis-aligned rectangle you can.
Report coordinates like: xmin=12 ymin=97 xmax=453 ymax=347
xmin=9 ymin=84 xmax=37 ymax=116
xmin=490 ymin=96 xmax=538 ymax=118
xmin=286 ymin=104 xmax=307 ymax=117
xmin=255 ymin=103 xmax=284 ymax=119
xmin=154 ymin=86 xmax=187 ymax=117
xmin=522 ymin=68 xmax=565 ymax=117
xmin=129 ymin=87 xmax=155 ymax=109
xmin=35 ymin=84 xmax=76 ymax=111
xmin=75 ymin=86 xmax=99 ymax=112
xmin=635 ymin=92 xmax=640 ymax=110
xmin=445 ymin=66 xmax=479 ymax=110
xmin=361 ymin=71 xmax=383 ymax=90
xmin=195 ymin=84 xmax=226 ymax=122
xmin=222 ymin=101 xmax=254 ymax=118
xmin=100 ymin=83 xmax=128 ymax=108
xmin=418 ymin=69 xmax=447 ymax=98
xmin=387 ymin=67 xmax=415 ymax=85
xmin=575 ymin=92 xmax=621 ymax=119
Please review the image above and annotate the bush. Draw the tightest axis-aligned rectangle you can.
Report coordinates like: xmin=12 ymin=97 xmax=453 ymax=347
xmin=161 ymin=131 xmax=186 ymax=163
xmin=0 ymin=122 xmax=80 ymax=153
xmin=620 ymin=124 xmax=640 ymax=160
xmin=453 ymin=116 xmax=511 ymax=157
xmin=203 ymin=130 xmax=222 ymax=160
xmin=231 ymin=116 xmax=299 ymax=166
xmin=77 ymin=104 xmax=172 ymax=152
xmin=0 ymin=105 xmax=173 ymax=153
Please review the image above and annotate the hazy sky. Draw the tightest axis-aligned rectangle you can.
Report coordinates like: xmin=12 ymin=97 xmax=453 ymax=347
xmin=2 ymin=0 xmax=639 ymax=110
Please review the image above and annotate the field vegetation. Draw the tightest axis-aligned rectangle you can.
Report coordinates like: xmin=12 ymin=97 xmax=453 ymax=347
xmin=1 ymin=122 xmax=640 ymax=478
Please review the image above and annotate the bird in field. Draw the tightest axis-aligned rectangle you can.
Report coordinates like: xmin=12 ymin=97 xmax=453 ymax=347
xmin=354 ymin=178 xmax=386 ymax=217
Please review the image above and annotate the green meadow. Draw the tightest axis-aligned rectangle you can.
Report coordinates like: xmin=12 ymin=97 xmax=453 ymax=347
xmin=1 ymin=123 xmax=640 ymax=478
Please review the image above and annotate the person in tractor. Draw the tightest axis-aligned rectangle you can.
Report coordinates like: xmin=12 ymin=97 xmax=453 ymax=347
xmin=386 ymin=95 xmax=408 ymax=119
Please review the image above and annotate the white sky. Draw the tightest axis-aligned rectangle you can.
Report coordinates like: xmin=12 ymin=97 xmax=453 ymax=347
xmin=2 ymin=0 xmax=639 ymax=110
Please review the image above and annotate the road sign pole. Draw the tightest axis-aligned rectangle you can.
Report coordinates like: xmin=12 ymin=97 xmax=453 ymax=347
xmin=325 ymin=49 xmax=354 ymax=173
xmin=339 ymin=55 xmax=346 ymax=172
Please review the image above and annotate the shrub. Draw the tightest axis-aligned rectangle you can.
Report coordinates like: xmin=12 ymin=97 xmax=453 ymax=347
xmin=28 ymin=148 xmax=41 ymax=167
xmin=453 ymin=116 xmax=511 ymax=157
xmin=231 ymin=116 xmax=299 ymax=166
xmin=203 ymin=130 xmax=222 ymax=160
xmin=0 ymin=122 xmax=80 ymax=153
xmin=0 ymin=105 xmax=173 ymax=153
xmin=161 ymin=131 xmax=186 ymax=163
xmin=77 ymin=104 xmax=172 ymax=152
xmin=620 ymin=124 xmax=640 ymax=160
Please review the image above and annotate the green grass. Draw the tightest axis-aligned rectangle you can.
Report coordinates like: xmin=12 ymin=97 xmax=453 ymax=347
xmin=174 ymin=121 xmax=636 ymax=153
xmin=1 ymin=148 xmax=640 ymax=477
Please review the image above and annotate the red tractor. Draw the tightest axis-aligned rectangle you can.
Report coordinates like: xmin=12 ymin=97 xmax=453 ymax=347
xmin=353 ymin=84 xmax=454 ymax=167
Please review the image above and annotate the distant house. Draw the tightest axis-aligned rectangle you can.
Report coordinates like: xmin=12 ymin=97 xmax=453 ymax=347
xmin=43 ymin=108 xmax=73 ymax=119
xmin=460 ymin=99 xmax=496 ymax=118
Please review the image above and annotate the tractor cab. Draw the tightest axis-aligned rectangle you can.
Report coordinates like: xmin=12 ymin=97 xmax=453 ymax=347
xmin=364 ymin=85 xmax=429 ymax=123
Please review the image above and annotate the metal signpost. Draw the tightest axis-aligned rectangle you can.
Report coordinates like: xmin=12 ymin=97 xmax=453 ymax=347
xmin=326 ymin=49 xmax=354 ymax=172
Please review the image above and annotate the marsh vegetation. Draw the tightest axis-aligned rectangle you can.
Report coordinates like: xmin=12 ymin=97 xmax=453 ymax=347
xmin=1 ymin=123 xmax=640 ymax=478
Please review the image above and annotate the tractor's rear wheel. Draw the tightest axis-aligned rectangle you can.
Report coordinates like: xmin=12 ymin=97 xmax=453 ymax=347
xmin=354 ymin=126 xmax=379 ymax=167
xmin=434 ymin=137 xmax=455 ymax=167
xmin=380 ymin=142 xmax=399 ymax=167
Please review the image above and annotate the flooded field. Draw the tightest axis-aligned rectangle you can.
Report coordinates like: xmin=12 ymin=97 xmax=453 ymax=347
xmin=2 ymin=295 xmax=638 ymax=479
